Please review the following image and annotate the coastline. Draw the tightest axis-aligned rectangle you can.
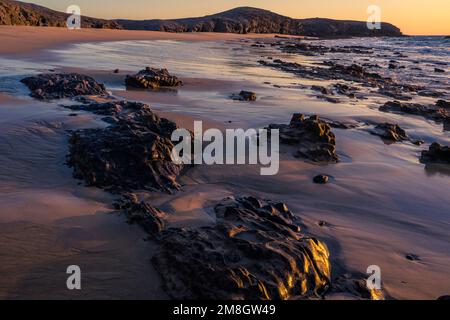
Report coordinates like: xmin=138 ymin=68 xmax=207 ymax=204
xmin=0 ymin=27 xmax=449 ymax=300
xmin=0 ymin=26 xmax=299 ymax=57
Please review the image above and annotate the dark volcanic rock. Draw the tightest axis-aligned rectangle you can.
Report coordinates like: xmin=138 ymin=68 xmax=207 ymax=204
xmin=420 ymin=142 xmax=450 ymax=164
xmin=370 ymin=123 xmax=409 ymax=143
xmin=259 ymin=59 xmax=428 ymax=101
xmin=125 ymin=67 xmax=183 ymax=89
xmin=311 ymin=85 xmax=333 ymax=95
xmin=380 ymin=101 xmax=450 ymax=127
xmin=232 ymin=90 xmax=257 ymax=101
xmin=21 ymin=73 xmax=107 ymax=100
xmin=331 ymin=273 xmax=384 ymax=300
xmin=313 ymin=175 xmax=329 ymax=184
xmin=117 ymin=7 xmax=402 ymax=37
xmin=277 ymin=42 xmax=373 ymax=56
xmin=405 ymin=254 xmax=421 ymax=261
xmin=436 ymin=100 xmax=450 ymax=109
xmin=67 ymin=102 xmax=183 ymax=193
xmin=268 ymin=114 xmax=338 ymax=163
xmin=0 ymin=0 xmax=121 ymax=28
xmin=64 ymin=100 xmax=148 ymax=116
xmin=152 ymin=196 xmax=331 ymax=300
xmin=114 ymin=193 xmax=167 ymax=237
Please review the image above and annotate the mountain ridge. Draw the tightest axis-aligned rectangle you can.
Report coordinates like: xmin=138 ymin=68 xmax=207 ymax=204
xmin=0 ymin=1 xmax=403 ymax=37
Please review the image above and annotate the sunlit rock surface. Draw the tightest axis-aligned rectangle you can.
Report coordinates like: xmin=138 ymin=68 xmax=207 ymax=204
xmin=268 ymin=114 xmax=338 ymax=163
xmin=125 ymin=67 xmax=183 ymax=90
xmin=21 ymin=73 xmax=107 ymax=100
xmin=152 ymin=196 xmax=331 ymax=300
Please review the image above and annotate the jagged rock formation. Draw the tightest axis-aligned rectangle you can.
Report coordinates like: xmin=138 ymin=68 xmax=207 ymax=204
xmin=67 ymin=101 xmax=183 ymax=193
xmin=114 ymin=193 xmax=167 ymax=238
xmin=0 ymin=0 xmax=121 ymax=28
xmin=313 ymin=175 xmax=330 ymax=184
xmin=370 ymin=123 xmax=409 ymax=143
xmin=20 ymin=73 xmax=108 ymax=100
xmin=259 ymin=59 xmax=429 ymax=102
xmin=117 ymin=7 xmax=402 ymax=37
xmin=1 ymin=2 xmax=402 ymax=37
xmin=268 ymin=114 xmax=338 ymax=163
xmin=152 ymin=196 xmax=331 ymax=300
xmin=125 ymin=67 xmax=183 ymax=90
xmin=380 ymin=101 xmax=450 ymax=130
xmin=232 ymin=90 xmax=257 ymax=101
xmin=420 ymin=143 xmax=450 ymax=164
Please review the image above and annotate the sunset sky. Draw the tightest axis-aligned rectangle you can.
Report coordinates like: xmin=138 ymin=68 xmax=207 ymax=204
xmin=28 ymin=0 xmax=450 ymax=35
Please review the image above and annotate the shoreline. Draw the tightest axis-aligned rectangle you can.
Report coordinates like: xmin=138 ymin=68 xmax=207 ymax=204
xmin=0 ymin=28 xmax=449 ymax=300
xmin=0 ymin=26 xmax=299 ymax=57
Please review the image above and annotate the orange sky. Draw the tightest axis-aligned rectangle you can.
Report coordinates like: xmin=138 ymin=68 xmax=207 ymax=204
xmin=30 ymin=0 xmax=450 ymax=35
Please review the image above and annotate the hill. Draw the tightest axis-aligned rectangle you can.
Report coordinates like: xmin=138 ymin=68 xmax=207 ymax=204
xmin=0 ymin=2 xmax=402 ymax=37
xmin=0 ymin=0 xmax=120 ymax=28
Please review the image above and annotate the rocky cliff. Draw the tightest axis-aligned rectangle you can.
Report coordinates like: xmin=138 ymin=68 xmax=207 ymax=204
xmin=0 ymin=0 xmax=121 ymax=28
xmin=1 ymin=1 xmax=402 ymax=37
xmin=118 ymin=7 xmax=402 ymax=37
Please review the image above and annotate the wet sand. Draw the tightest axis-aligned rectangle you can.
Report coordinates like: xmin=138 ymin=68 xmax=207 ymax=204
xmin=0 ymin=26 xmax=296 ymax=57
xmin=0 ymin=94 xmax=166 ymax=299
xmin=0 ymin=28 xmax=449 ymax=300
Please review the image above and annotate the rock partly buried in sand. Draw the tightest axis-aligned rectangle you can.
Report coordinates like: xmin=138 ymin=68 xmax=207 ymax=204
xmin=232 ymin=90 xmax=257 ymax=101
xmin=268 ymin=114 xmax=338 ymax=163
xmin=380 ymin=100 xmax=450 ymax=127
xmin=420 ymin=142 xmax=450 ymax=165
xmin=370 ymin=123 xmax=409 ymax=143
xmin=64 ymin=100 xmax=150 ymax=116
xmin=331 ymin=273 xmax=384 ymax=300
xmin=20 ymin=73 xmax=107 ymax=100
xmin=436 ymin=100 xmax=450 ymax=109
xmin=125 ymin=67 xmax=183 ymax=89
xmin=67 ymin=101 xmax=183 ymax=193
xmin=114 ymin=193 xmax=167 ymax=238
xmin=152 ymin=196 xmax=331 ymax=300
xmin=313 ymin=175 xmax=330 ymax=184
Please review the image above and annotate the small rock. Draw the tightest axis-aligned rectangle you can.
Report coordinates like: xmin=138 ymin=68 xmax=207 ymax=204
xmin=405 ymin=254 xmax=421 ymax=261
xmin=420 ymin=142 xmax=450 ymax=164
xmin=388 ymin=63 xmax=397 ymax=69
xmin=371 ymin=123 xmax=409 ymax=143
xmin=313 ymin=175 xmax=330 ymax=184
xmin=232 ymin=90 xmax=257 ymax=101
xmin=436 ymin=100 xmax=450 ymax=109
xmin=434 ymin=68 xmax=445 ymax=73
xmin=125 ymin=67 xmax=183 ymax=89
xmin=318 ymin=220 xmax=327 ymax=227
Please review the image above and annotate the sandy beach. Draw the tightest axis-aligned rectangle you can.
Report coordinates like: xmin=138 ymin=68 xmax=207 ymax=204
xmin=0 ymin=26 xmax=295 ymax=57
xmin=0 ymin=26 xmax=449 ymax=300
